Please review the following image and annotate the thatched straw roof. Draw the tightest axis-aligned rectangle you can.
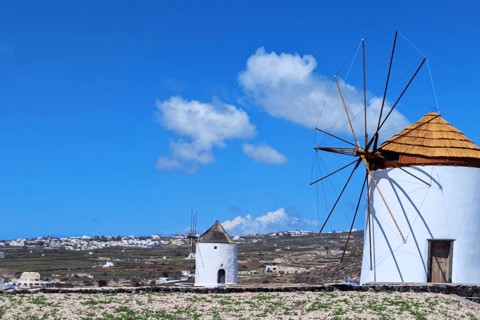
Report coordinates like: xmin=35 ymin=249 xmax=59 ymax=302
xmin=379 ymin=111 xmax=480 ymax=159
xmin=198 ymin=220 xmax=234 ymax=244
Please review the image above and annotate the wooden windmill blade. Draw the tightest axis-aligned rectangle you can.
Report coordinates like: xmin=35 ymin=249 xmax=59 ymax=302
xmin=362 ymin=39 xmax=373 ymax=270
xmin=362 ymin=38 xmax=368 ymax=149
xmin=366 ymin=172 xmax=373 ymax=270
xmin=340 ymin=174 xmax=367 ymax=263
xmin=373 ymin=30 xmax=398 ymax=150
xmin=310 ymin=159 xmax=358 ymax=186
xmin=361 ymin=155 xmax=406 ymax=242
xmin=318 ymin=159 xmax=361 ymax=233
xmin=313 ymin=147 xmax=357 ymax=157
xmin=367 ymin=56 xmax=427 ymax=151
xmin=315 ymin=128 xmax=356 ymax=147
xmin=334 ymin=76 xmax=361 ymax=148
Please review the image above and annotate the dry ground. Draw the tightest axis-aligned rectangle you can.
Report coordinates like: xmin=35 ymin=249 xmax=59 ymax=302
xmin=1 ymin=290 xmax=479 ymax=320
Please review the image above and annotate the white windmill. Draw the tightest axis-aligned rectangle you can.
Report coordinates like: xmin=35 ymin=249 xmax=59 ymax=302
xmin=194 ymin=221 xmax=238 ymax=287
xmin=312 ymin=31 xmax=480 ymax=284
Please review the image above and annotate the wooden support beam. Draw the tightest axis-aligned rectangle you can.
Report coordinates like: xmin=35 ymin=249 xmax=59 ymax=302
xmin=315 ymin=128 xmax=356 ymax=147
xmin=319 ymin=160 xmax=361 ymax=233
xmin=340 ymin=174 xmax=367 ymax=263
xmin=310 ymin=159 xmax=358 ymax=186
xmin=334 ymin=76 xmax=361 ymax=149
xmin=367 ymin=173 xmax=373 ymax=270
xmin=361 ymin=155 xmax=406 ymax=243
xmin=374 ymin=30 xmax=398 ymax=150
xmin=362 ymin=39 xmax=368 ymax=149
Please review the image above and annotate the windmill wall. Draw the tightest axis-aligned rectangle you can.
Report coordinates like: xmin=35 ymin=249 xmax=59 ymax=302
xmin=194 ymin=243 xmax=237 ymax=287
xmin=360 ymin=165 xmax=480 ymax=284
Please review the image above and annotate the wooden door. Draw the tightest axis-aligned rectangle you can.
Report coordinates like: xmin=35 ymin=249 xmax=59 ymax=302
xmin=430 ymin=241 xmax=452 ymax=283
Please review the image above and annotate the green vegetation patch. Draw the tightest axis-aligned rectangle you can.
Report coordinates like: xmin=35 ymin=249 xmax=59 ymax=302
xmin=0 ymin=291 xmax=478 ymax=319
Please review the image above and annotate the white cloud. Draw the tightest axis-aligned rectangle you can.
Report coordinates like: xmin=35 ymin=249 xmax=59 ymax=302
xmin=242 ymin=143 xmax=287 ymax=164
xmin=156 ymin=96 xmax=256 ymax=173
xmin=238 ymin=47 xmax=409 ymax=142
xmin=222 ymin=208 xmax=320 ymax=236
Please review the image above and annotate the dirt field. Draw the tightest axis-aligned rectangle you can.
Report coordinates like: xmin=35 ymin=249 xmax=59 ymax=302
xmin=1 ymin=290 xmax=479 ymax=319
xmin=0 ymin=231 xmax=364 ymax=287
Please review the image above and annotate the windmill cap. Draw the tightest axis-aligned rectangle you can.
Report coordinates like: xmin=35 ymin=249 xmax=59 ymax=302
xmin=198 ymin=220 xmax=234 ymax=244
xmin=379 ymin=111 xmax=480 ymax=159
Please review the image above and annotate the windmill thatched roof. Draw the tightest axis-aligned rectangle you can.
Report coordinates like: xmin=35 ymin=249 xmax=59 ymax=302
xmin=379 ymin=111 xmax=480 ymax=159
xmin=198 ymin=220 xmax=234 ymax=244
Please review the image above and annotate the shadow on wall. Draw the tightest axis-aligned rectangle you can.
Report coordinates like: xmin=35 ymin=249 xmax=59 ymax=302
xmin=367 ymin=166 xmax=445 ymax=282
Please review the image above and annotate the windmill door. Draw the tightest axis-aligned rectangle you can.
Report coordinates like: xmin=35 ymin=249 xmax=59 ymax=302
xmin=429 ymin=241 xmax=453 ymax=283
xmin=217 ymin=269 xmax=225 ymax=284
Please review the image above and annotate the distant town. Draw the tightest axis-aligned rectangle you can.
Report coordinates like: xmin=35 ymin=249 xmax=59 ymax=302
xmin=0 ymin=229 xmax=357 ymax=252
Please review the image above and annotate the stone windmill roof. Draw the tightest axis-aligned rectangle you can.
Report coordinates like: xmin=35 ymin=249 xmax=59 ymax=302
xmin=379 ymin=111 xmax=480 ymax=159
xmin=198 ymin=220 xmax=234 ymax=244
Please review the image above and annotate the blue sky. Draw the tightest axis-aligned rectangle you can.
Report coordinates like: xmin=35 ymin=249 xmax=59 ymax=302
xmin=1 ymin=1 xmax=480 ymax=239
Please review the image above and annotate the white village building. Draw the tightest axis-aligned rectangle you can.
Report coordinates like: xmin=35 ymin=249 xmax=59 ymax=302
xmin=194 ymin=221 xmax=237 ymax=287
xmin=19 ymin=272 xmax=40 ymax=282
xmin=361 ymin=112 xmax=480 ymax=284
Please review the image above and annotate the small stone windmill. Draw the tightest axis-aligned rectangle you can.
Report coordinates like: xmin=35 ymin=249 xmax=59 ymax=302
xmin=194 ymin=221 xmax=238 ymax=287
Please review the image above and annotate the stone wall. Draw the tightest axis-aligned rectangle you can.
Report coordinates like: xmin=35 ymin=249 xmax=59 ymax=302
xmin=2 ymin=283 xmax=480 ymax=299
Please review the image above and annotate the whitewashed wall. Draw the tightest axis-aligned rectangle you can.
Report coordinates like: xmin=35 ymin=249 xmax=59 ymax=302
xmin=194 ymin=243 xmax=237 ymax=287
xmin=360 ymin=166 xmax=480 ymax=284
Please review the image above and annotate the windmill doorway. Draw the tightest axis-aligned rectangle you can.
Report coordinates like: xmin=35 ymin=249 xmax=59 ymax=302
xmin=427 ymin=240 xmax=454 ymax=283
xmin=217 ymin=269 xmax=225 ymax=284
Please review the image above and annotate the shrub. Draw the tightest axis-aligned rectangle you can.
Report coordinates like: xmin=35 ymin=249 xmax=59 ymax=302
xmin=97 ymin=280 xmax=108 ymax=287
xmin=131 ymin=277 xmax=143 ymax=287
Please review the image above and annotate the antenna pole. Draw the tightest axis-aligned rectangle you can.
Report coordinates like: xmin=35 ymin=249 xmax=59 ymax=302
xmin=374 ymin=30 xmax=398 ymax=150
xmin=340 ymin=174 xmax=367 ymax=263
xmin=190 ymin=209 xmax=194 ymax=254
xmin=194 ymin=211 xmax=198 ymax=253
xmin=362 ymin=39 xmax=368 ymax=149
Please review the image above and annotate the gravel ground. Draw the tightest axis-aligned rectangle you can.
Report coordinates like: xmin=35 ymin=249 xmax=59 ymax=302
xmin=0 ymin=290 xmax=479 ymax=319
